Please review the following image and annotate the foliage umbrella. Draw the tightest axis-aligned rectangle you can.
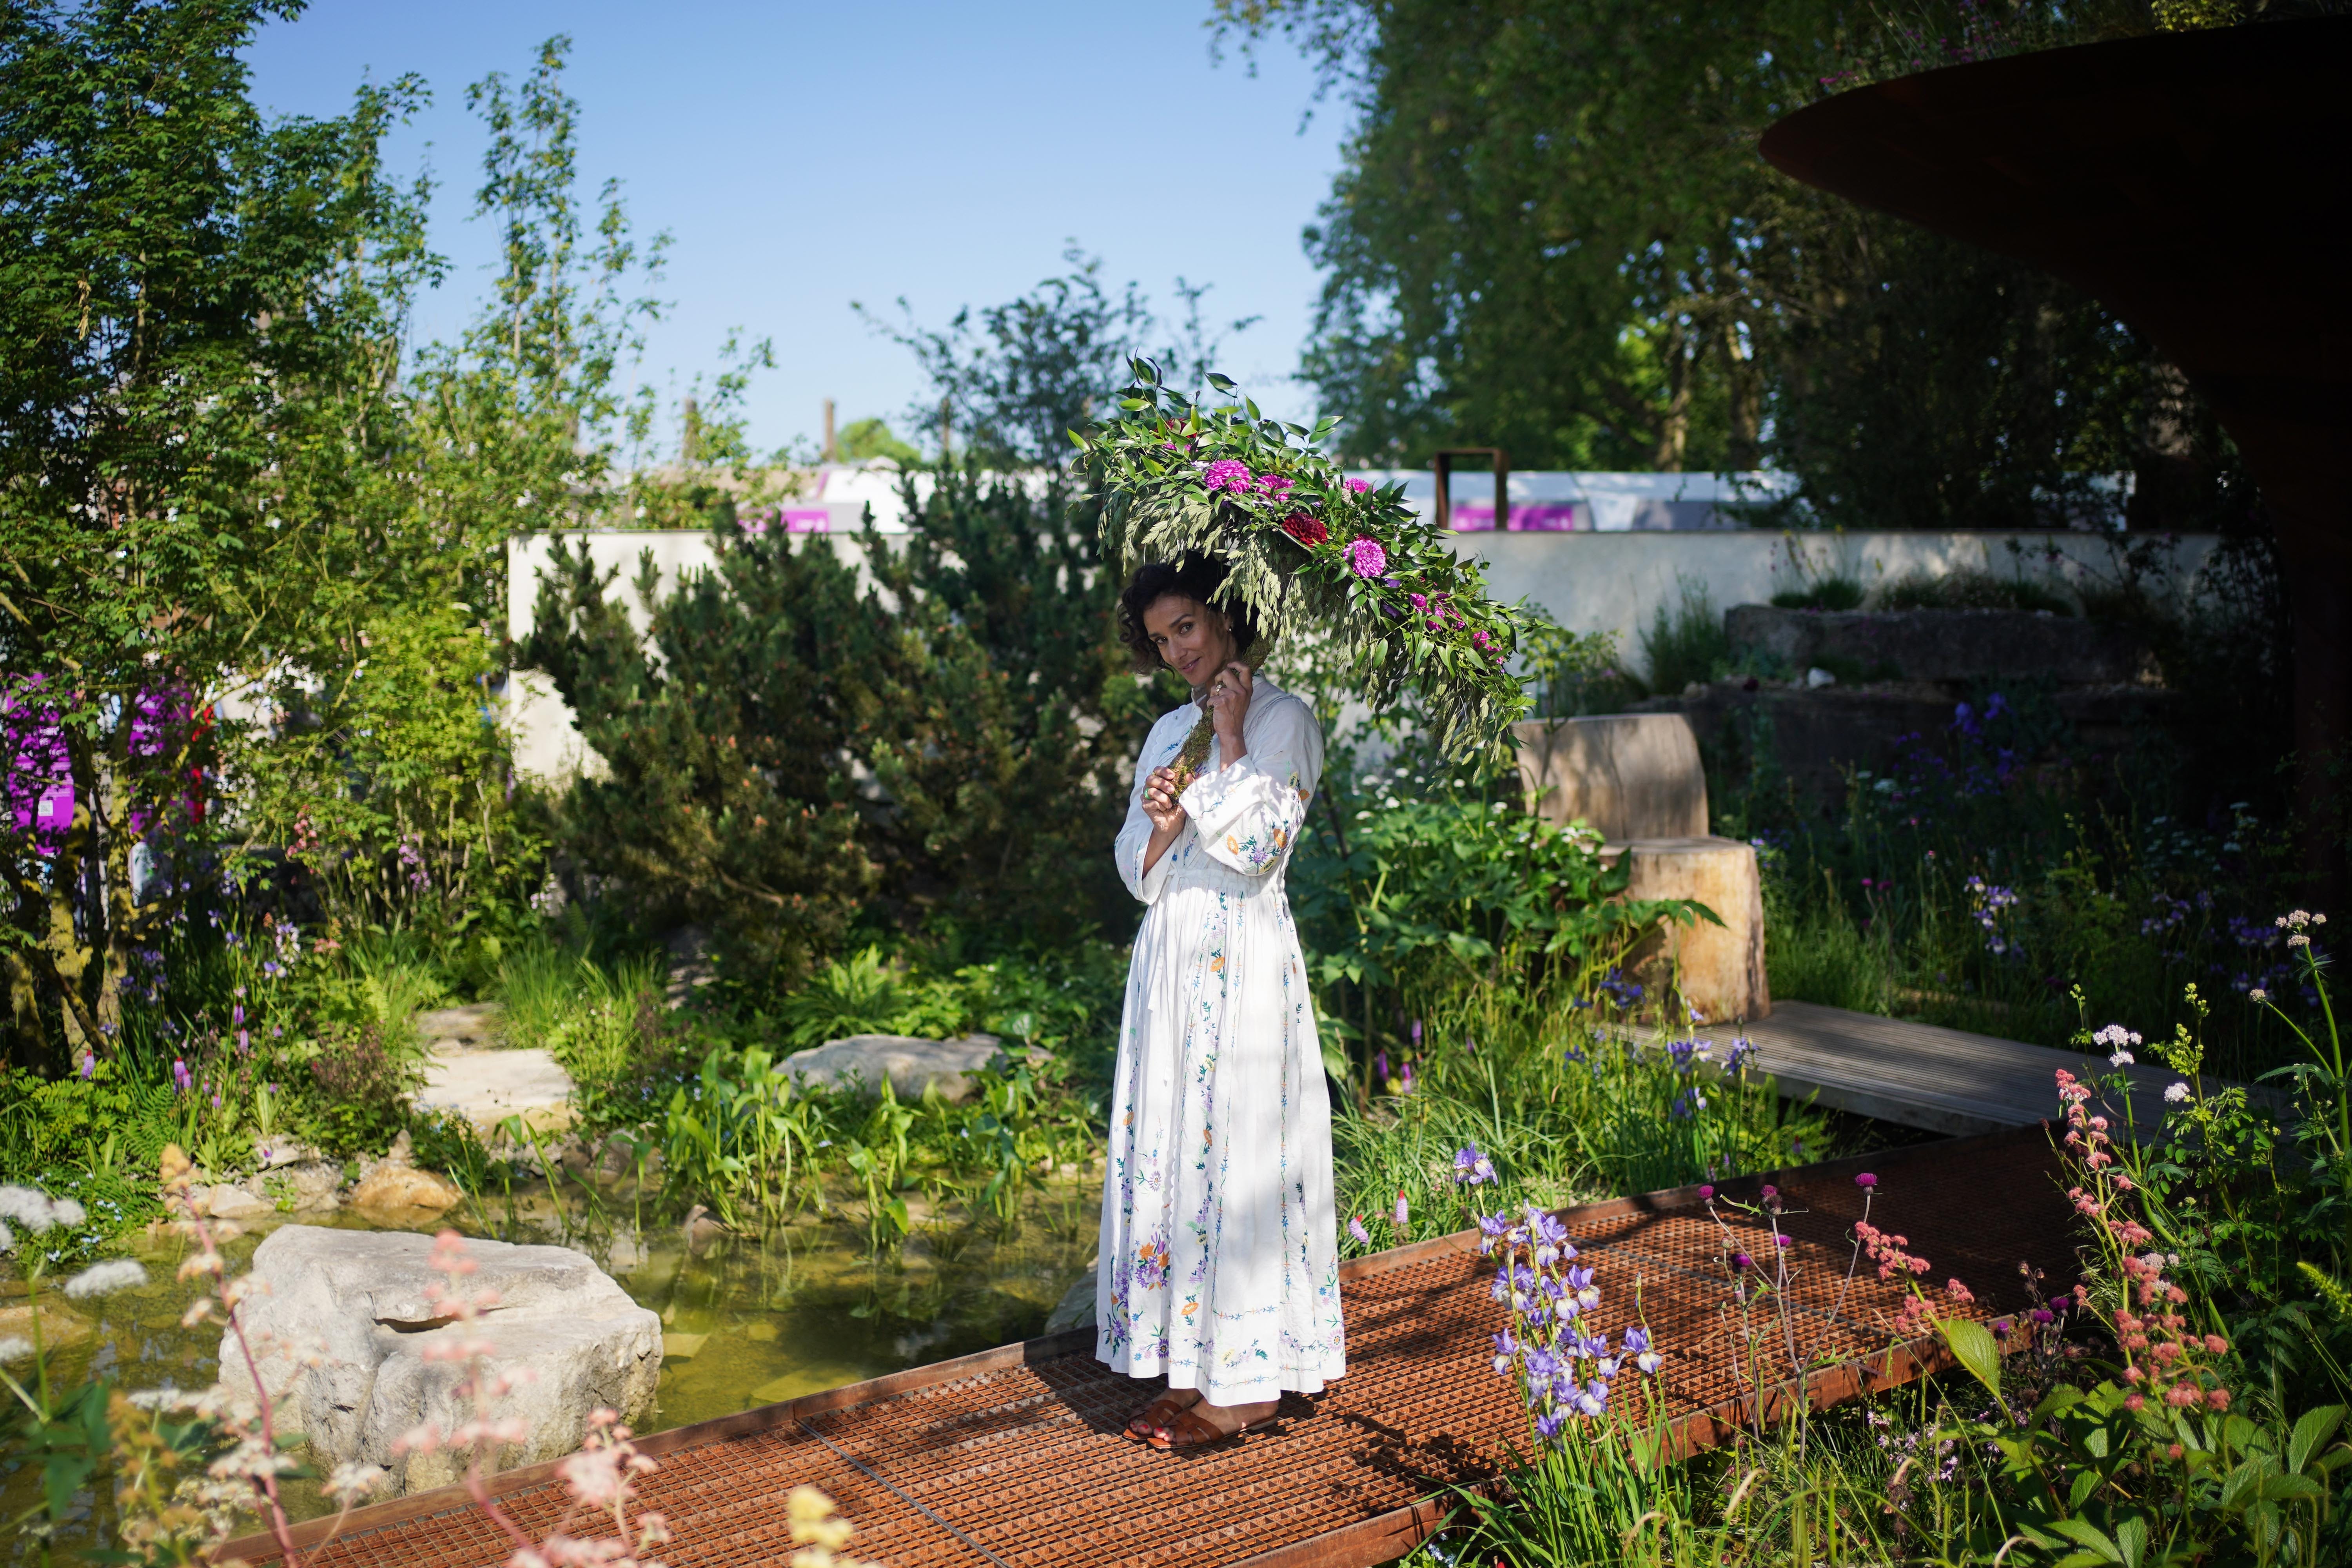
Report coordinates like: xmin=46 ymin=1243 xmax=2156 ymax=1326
xmin=1757 ymin=15 xmax=2352 ymax=881
xmin=1075 ymin=360 xmax=1535 ymax=766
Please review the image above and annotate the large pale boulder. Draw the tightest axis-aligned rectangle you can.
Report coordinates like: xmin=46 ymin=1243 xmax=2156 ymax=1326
xmin=783 ymin=1033 xmax=1024 ymax=1103
xmin=221 ymin=1225 xmax=661 ymax=1496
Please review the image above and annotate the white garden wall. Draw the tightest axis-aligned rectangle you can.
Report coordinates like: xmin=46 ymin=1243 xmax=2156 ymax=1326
xmin=502 ymin=527 xmax=2224 ymax=783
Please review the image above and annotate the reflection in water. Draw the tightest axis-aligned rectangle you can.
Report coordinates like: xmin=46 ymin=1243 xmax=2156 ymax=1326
xmin=2 ymin=1183 xmax=1098 ymax=1559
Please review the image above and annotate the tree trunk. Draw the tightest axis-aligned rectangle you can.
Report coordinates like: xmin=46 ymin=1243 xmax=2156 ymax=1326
xmin=2 ymin=949 xmax=47 ymax=1069
xmin=1722 ymin=313 xmax=1760 ymax=470
xmin=1652 ymin=316 xmax=1693 ymax=470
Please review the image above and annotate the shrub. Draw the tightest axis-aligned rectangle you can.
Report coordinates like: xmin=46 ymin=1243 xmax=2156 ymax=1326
xmin=1871 ymin=566 xmax=2072 ymax=615
xmin=1639 ymin=579 xmax=1730 ymax=692
xmin=304 ymin=1022 xmax=417 ymax=1156
xmin=1768 ymin=575 xmax=1864 ymax=611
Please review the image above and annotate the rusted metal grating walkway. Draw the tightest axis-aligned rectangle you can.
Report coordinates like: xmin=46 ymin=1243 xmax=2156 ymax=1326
xmin=220 ymin=1127 xmax=2075 ymax=1568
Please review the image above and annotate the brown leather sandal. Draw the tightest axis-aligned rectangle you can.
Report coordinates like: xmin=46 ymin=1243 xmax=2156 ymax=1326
xmin=1149 ymin=1405 xmax=1279 ymax=1452
xmin=1123 ymin=1389 xmax=1198 ymax=1443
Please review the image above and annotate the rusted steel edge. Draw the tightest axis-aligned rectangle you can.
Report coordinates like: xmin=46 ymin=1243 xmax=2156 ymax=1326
xmin=1229 ymin=1333 xmax=1973 ymax=1568
xmin=211 ymin=1123 xmax=2049 ymax=1563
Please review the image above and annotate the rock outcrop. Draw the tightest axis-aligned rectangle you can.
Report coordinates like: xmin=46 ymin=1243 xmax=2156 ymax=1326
xmin=221 ymin=1225 xmax=661 ymax=1496
xmin=782 ymin=1033 xmax=1035 ymax=1103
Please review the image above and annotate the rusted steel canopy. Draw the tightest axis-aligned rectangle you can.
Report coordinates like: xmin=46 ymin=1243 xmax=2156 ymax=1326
xmin=1760 ymin=16 xmax=2352 ymax=864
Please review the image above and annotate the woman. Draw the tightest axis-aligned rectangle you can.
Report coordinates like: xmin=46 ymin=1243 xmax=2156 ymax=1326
xmin=1096 ymin=554 xmax=1346 ymax=1452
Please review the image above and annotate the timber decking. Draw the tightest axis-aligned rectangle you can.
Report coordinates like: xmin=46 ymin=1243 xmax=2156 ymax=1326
xmin=1739 ymin=998 xmax=2243 ymax=1136
xmin=219 ymin=1126 xmax=2077 ymax=1568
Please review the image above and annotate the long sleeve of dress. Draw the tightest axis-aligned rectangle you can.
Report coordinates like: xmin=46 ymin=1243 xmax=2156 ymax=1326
xmin=1114 ymin=715 xmax=1181 ymax=905
xmin=1180 ymin=695 xmax=1323 ymax=877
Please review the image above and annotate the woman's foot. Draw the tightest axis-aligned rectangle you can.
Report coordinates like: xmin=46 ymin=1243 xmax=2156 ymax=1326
xmin=1124 ymin=1386 xmax=1201 ymax=1443
xmin=1150 ymin=1396 xmax=1279 ymax=1452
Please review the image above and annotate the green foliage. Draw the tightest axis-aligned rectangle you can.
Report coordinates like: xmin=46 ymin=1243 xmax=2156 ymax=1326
xmin=1640 ymin=579 xmax=1731 ymax=693
xmin=1214 ymin=0 xmax=2251 ymax=540
xmin=1080 ymin=358 xmax=1537 ymax=760
xmin=520 ymin=534 xmax=884 ymax=990
xmin=521 ymin=475 xmax=1150 ymax=991
xmin=659 ymin=1043 xmax=1096 ymax=1247
xmin=1333 ymin=989 xmax=1821 ymax=1249
xmin=1293 ymin=762 xmax=1710 ymax=1088
xmin=1522 ymin=615 xmax=1642 ymax=719
xmin=837 ymin=418 xmax=918 ymax=464
xmin=1874 ymin=567 xmax=2075 ymax=616
xmin=1769 ymin=577 xmax=1865 ymax=612
xmin=779 ymin=948 xmax=955 ymax=1048
xmin=1733 ymin=683 xmax=2309 ymax=1082
xmin=0 ymin=0 xmax=445 ymax=1064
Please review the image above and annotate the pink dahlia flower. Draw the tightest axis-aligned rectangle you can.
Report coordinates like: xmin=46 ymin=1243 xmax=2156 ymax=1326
xmin=1344 ymin=536 xmax=1388 ymax=578
xmin=1202 ymin=459 xmax=1254 ymax=493
xmin=1345 ymin=478 xmax=1372 ymax=494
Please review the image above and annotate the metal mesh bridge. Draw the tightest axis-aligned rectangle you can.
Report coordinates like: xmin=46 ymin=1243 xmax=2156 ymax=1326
xmin=219 ymin=1125 xmax=2073 ymax=1568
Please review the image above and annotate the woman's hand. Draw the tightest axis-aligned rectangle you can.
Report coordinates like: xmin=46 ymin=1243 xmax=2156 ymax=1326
xmin=1142 ymin=766 xmax=1185 ymax=833
xmin=1207 ymin=662 xmax=1252 ymax=764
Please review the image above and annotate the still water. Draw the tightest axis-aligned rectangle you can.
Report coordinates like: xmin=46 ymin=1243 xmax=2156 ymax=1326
xmin=4 ymin=1184 xmax=1099 ymax=1557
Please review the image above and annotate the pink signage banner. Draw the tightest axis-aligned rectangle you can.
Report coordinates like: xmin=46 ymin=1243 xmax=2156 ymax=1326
xmin=1446 ymin=502 xmax=1586 ymax=532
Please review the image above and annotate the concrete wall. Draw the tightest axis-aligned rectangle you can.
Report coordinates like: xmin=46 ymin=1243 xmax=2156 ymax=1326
xmin=1454 ymin=530 xmax=2221 ymax=677
xmin=502 ymin=527 xmax=2224 ymax=781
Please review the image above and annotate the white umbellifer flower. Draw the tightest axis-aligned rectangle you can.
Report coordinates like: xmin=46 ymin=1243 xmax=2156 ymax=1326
xmin=0 ymin=1336 xmax=33 ymax=1363
xmin=2110 ymin=1051 xmax=2136 ymax=1067
xmin=0 ymin=1186 xmax=57 ymax=1232
xmin=63 ymin=1259 xmax=147 ymax=1299
xmin=2165 ymin=1081 xmax=2191 ymax=1103
xmin=49 ymin=1196 xmax=84 ymax=1228
xmin=2250 ymin=988 xmax=2269 ymax=1003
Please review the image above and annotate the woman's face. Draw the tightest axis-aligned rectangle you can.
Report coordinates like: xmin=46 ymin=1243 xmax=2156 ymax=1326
xmin=1141 ymin=594 xmax=1236 ymax=688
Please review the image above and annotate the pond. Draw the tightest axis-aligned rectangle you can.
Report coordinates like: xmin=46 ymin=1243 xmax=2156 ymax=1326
xmin=3 ymin=1183 xmax=1099 ymax=1561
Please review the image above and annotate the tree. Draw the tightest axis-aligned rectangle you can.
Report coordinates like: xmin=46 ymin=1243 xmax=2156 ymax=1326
xmin=1218 ymin=0 xmax=2252 ymax=533
xmin=858 ymin=247 xmax=1256 ymax=470
xmin=0 ymin=0 xmax=439 ymax=1064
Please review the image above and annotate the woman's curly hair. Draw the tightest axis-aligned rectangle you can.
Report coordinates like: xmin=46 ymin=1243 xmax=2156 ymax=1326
xmin=1115 ymin=555 xmax=1259 ymax=676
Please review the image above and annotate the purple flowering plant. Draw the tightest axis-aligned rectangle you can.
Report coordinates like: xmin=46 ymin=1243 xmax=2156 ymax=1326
xmin=1076 ymin=357 xmax=1534 ymax=759
xmin=1477 ymin=1199 xmax=1666 ymax=1454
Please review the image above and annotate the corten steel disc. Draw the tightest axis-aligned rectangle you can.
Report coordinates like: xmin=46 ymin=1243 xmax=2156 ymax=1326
xmin=1759 ymin=16 xmax=2352 ymax=862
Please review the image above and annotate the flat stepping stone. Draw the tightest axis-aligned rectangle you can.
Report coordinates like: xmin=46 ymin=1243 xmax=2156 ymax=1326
xmin=415 ymin=1040 xmax=574 ymax=1136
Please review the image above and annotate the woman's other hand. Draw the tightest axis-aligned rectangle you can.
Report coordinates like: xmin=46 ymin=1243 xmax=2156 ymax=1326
xmin=1207 ymin=662 xmax=1252 ymax=762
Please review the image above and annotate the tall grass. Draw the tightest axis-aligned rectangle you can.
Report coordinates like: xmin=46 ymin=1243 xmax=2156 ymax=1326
xmin=1332 ymin=969 xmax=1833 ymax=1251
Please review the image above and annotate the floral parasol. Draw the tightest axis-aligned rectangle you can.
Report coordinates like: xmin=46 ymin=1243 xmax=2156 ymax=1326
xmin=1073 ymin=359 xmax=1535 ymax=759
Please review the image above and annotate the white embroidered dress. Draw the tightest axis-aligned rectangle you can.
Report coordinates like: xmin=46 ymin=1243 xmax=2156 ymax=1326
xmin=1095 ymin=677 xmax=1347 ymax=1404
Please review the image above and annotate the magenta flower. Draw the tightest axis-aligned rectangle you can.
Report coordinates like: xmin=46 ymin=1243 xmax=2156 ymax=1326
xmin=1344 ymin=536 xmax=1388 ymax=578
xmin=1202 ymin=459 xmax=1254 ymax=493
xmin=1855 ymin=1172 xmax=1877 ymax=1189
xmin=1345 ymin=477 xmax=1372 ymax=494
xmin=1256 ymin=473 xmax=1294 ymax=498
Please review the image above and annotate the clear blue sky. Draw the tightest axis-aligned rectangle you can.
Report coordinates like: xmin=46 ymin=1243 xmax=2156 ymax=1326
xmin=242 ymin=2 xmax=1347 ymax=458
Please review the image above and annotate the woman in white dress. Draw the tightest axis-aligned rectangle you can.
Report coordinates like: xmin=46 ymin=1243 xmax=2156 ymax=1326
xmin=1096 ymin=555 xmax=1347 ymax=1451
